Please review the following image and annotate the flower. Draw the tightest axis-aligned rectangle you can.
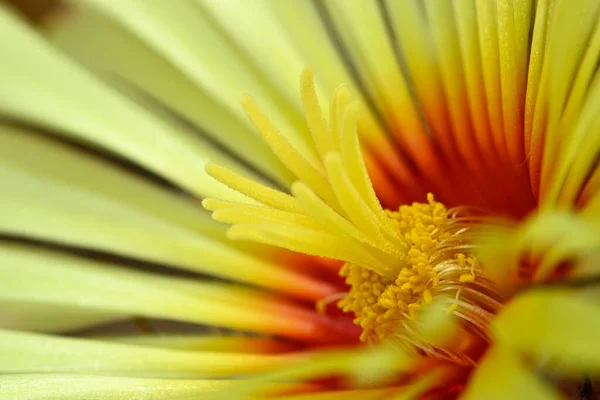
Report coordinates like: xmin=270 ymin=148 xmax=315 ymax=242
xmin=1 ymin=0 xmax=599 ymax=399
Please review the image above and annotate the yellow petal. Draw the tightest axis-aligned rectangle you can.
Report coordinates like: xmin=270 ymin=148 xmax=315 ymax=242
xmin=494 ymin=290 xmax=600 ymax=374
xmin=0 ymin=302 xmax=120 ymax=333
xmin=203 ymin=344 xmax=412 ymax=399
xmin=0 ymin=243 xmax=332 ymax=339
xmin=425 ymin=0 xmax=483 ymax=171
xmin=477 ymin=211 xmax=600 ymax=285
xmin=0 ymin=148 xmax=330 ymax=298
xmin=476 ymin=0 xmax=510 ymax=162
xmin=462 ymin=346 xmax=561 ymax=400
xmin=47 ymin=5 xmax=293 ymax=185
xmin=324 ymin=0 xmax=426 ymax=141
xmin=0 ymin=375 xmax=267 ymax=400
xmin=0 ymin=125 xmax=227 ymax=242
xmin=78 ymin=0 xmax=317 ymax=165
xmin=540 ymin=0 xmax=600 ymax=199
xmin=524 ymin=0 xmax=552 ymax=159
xmin=0 ymin=6 xmax=250 ymax=201
xmin=94 ymin=335 xmax=296 ymax=353
xmin=496 ymin=0 xmax=530 ymax=165
xmin=0 ymin=330 xmax=298 ymax=377
xmin=198 ymin=0 xmax=316 ymax=112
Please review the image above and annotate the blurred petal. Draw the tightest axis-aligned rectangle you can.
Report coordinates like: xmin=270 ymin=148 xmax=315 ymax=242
xmin=0 ymin=329 xmax=299 ymax=377
xmin=46 ymin=5 xmax=293 ymax=185
xmin=76 ymin=0 xmax=318 ymax=165
xmin=272 ymin=389 xmax=398 ymax=400
xmin=478 ymin=211 xmax=600 ymax=286
xmin=0 ymin=4 xmax=255 ymax=200
xmin=462 ymin=346 xmax=561 ymax=400
xmin=0 ymin=243 xmax=337 ymax=340
xmin=0 ymin=125 xmax=227 ymax=241
xmin=204 ymin=345 xmax=413 ymax=399
xmin=0 ymin=129 xmax=333 ymax=300
xmin=0 ymin=302 xmax=121 ymax=333
xmin=96 ymin=335 xmax=297 ymax=353
xmin=494 ymin=290 xmax=600 ymax=374
xmin=0 ymin=375 xmax=252 ymax=400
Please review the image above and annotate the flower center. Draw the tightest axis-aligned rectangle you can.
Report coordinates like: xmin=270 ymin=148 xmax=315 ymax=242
xmin=202 ymin=69 xmax=504 ymax=362
xmin=338 ymin=194 xmax=480 ymax=342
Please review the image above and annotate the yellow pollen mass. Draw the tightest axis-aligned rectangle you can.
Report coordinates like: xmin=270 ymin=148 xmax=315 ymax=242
xmin=339 ymin=194 xmax=468 ymax=342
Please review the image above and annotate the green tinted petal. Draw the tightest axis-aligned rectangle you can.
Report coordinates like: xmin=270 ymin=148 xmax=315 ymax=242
xmin=494 ymin=290 xmax=600 ymax=375
xmin=47 ymin=6 xmax=292 ymax=185
xmin=0 ymin=302 xmax=121 ymax=333
xmin=0 ymin=374 xmax=291 ymax=400
xmin=462 ymin=346 xmax=561 ymax=400
xmin=0 ymin=329 xmax=296 ymax=378
xmin=0 ymin=243 xmax=328 ymax=339
xmin=0 ymin=4 xmax=254 ymax=200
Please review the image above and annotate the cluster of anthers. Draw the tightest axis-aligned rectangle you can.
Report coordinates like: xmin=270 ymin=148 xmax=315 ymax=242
xmin=203 ymin=68 xmax=503 ymax=363
xmin=339 ymin=195 xmax=475 ymax=341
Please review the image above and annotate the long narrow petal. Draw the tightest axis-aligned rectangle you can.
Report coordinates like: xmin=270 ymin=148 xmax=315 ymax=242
xmin=95 ymin=335 xmax=298 ymax=353
xmin=0 ymin=5 xmax=253 ymax=201
xmin=0 ymin=243 xmax=336 ymax=340
xmin=0 ymin=145 xmax=333 ymax=300
xmin=0 ymin=302 xmax=121 ymax=333
xmin=0 ymin=330 xmax=299 ymax=377
xmin=47 ymin=5 xmax=293 ymax=186
xmin=0 ymin=125 xmax=227 ymax=242
xmin=77 ymin=0 xmax=318 ymax=165
xmin=0 ymin=375 xmax=268 ymax=400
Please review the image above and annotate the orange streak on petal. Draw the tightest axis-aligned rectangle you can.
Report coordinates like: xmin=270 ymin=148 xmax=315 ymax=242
xmin=266 ymin=268 xmax=339 ymax=302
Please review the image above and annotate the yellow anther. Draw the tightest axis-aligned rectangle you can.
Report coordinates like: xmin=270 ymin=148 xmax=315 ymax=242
xmin=339 ymin=194 xmax=451 ymax=341
xmin=337 ymin=194 xmax=482 ymax=342
xmin=423 ymin=289 xmax=433 ymax=304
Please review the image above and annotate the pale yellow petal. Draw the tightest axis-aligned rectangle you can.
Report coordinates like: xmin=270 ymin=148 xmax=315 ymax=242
xmin=94 ymin=335 xmax=296 ymax=353
xmin=78 ymin=0 xmax=318 ymax=165
xmin=0 ymin=329 xmax=298 ymax=377
xmin=47 ymin=5 xmax=293 ymax=185
xmin=0 ymin=153 xmax=328 ymax=297
xmin=540 ymin=0 xmax=600 ymax=199
xmin=0 ymin=375 xmax=260 ymax=400
xmin=0 ymin=243 xmax=330 ymax=339
xmin=0 ymin=5 xmax=249 ymax=201
xmin=0 ymin=302 xmax=121 ymax=333
xmin=494 ymin=290 xmax=600 ymax=374
xmin=0 ymin=125 xmax=226 ymax=242
xmin=462 ymin=346 xmax=561 ymax=400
